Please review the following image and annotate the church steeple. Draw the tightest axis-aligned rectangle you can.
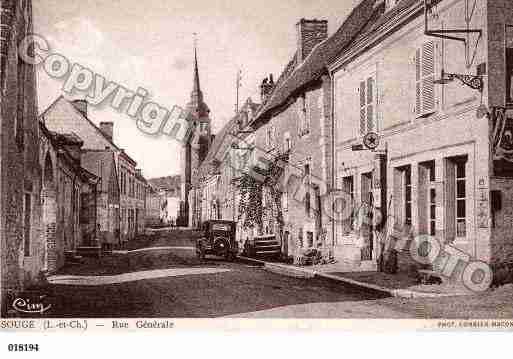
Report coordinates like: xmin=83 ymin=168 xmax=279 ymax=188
xmin=192 ymin=44 xmax=202 ymax=103
xmin=187 ymin=35 xmax=210 ymax=119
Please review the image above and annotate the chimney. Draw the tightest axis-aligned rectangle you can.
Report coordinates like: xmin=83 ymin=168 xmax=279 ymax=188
xmin=72 ymin=99 xmax=88 ymax=117
xmin=296 ymin=19 xmax=328 ymax=62
xmin=100 ymin=122 xmax=114 ymax=141
xmin=136 ymin=169 xmax=142 ymax=176
xmin=260 ymin=74 xmax=275 ymax=103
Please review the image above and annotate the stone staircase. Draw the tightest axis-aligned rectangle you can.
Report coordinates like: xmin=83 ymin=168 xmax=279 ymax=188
xmin=247 ymin=235 xmax=281 ymax=259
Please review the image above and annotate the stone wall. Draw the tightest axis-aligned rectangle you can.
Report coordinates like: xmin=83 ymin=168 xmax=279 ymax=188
xmin=1 ymin=0 xmax=42 ymax=315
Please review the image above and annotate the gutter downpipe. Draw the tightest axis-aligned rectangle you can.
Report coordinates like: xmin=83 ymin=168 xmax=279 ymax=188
xmin=328 ymin=69 xmax=336 ymax=253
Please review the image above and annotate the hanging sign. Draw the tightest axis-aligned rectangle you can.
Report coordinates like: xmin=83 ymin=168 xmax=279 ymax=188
xmin=363 ymin=132 xmax=380 ymax=151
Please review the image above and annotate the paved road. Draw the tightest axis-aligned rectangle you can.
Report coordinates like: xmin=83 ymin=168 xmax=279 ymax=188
xmin=43 ymin=232 xmax=414 ymax=318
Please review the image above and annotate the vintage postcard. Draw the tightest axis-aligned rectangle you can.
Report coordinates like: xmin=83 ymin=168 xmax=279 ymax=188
xmin=1 ymin=0 xmax=513 ymax=342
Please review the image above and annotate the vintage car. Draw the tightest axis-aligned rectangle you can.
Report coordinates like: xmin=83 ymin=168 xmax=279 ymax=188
xmin=196 ymin=220 xmax=238 ymax=261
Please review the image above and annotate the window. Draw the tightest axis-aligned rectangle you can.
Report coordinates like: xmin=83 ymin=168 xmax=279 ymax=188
xmin=404 ymin=166 xmax=412 ymax=226
xmin=428 ymin=163 xmax=436 ymax=236
xmin=359 ymin=75 xmax=376 ymax=135
xmin=305 ymin=192 xmax=311 ymax=216
xmin=298 ymin=94 xmax=310 ymax=136
xmin=282 ymin=192 xmax=288 ymax=211
xmin=23 ymin=193 xmax=31 ymax=257
xmin=266 ymin=124 xmax=275 ymax=149
xmin=419 ymin=161 xmax=436 ymax=236
xmin=455 ymin=159 xmax=467 ymax=238
xmin=342 ymin=176 xmax=355 ymax=233
xmin=306 ymin=231 xmax=314 ymax=248
xmin=506 ymin=25 xmax=513 ymax=104
xmin=394 ymin=166 xmax=411 ymax=227
xmin=415 ymin=41 xmax=437 ymax=117
xmin=284 ymin=132 xmax=292 ymax=152
xmin=361 ymin=172 xmax=373 ymax=207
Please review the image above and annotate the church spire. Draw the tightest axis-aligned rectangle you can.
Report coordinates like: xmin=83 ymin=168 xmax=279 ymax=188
xmin=187 ymin=34 xmax=210 ymax=119
xmin=192 ymin=34 xmax=203 ymax=103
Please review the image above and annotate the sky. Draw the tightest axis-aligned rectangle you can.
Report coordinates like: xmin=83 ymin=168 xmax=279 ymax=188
xmin=33 ymin=0 xmax=359 ymax=179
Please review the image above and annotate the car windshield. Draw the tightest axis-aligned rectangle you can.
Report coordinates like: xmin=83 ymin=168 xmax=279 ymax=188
xmin=212 ymin=223 xmax=230 ymax=232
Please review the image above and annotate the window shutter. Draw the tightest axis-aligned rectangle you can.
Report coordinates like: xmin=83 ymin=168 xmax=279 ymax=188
xmin=359 ymin=81 xmax=366 ymax=135
xmin=422 ymin=41 xmax=436 ymax=113
xmin=415 ymin=48 xmax=422 ymax=116
xmin=415 ymin=42 xmax=436 ymax=117
xmin=366 ymin=77 xmax=374 ymax=132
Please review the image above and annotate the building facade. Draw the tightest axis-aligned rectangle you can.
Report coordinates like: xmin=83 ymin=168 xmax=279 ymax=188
xmin=329 ymin=0 xmax=513 ymax=278
xmin=148 ymin=175 xmax=181 ymax=225
xmin=81 ymin=149 xmax=120 ymax=246
xmin=238 ymin=3 xmax=377 ymax=261
xmin=41 ymin=97 xmax=146 ymax=243
xmin=0 ymin=0 xmax=42 ymax=315
xmin=39 ymin=123 xmax=99 ymax=272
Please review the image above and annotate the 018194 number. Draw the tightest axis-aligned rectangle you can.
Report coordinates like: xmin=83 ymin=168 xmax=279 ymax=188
xmin=7 ymin=344 xmax=39 ymax=352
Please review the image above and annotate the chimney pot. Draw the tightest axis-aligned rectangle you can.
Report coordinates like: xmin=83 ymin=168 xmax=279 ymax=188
xmin=100 ymin=122 xmax=114 ymax=141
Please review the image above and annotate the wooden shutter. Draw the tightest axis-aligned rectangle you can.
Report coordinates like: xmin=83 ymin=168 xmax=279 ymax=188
xmin=359 ymin=81 xmax=366 ymax=135
xmin=415 ymin=48 xmax=422 ymax=116
xmin=415 ymin=41 xmax=436 ymax=116
xmin=366 ymin=77 xmax=374 ymax=132
xmin=422 ymin=41 xmax=436 ymax=113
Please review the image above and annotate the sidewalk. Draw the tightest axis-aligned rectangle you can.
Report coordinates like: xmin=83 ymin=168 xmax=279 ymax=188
xmin=239 ymin=257 xmax=472 ymax=298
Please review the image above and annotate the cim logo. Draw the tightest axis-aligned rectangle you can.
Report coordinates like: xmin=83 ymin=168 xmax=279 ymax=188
xmin=12 ymin=296 xmax=52 ymax=315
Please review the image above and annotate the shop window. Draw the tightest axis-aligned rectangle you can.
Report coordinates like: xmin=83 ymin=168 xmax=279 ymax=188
xmin=419 ymin=161 xmax=436 ymax=236
xmin=445 ymin=156 xmax=468 ymax=240
xmin=455 ymin=160 xmax=467 ymax=238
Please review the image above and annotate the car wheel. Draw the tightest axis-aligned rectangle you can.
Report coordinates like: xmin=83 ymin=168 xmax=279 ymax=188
xmin=196 ymin=245 xmax=205 ymax=260
xmin=225 ymin=251 xmax=235 ymax=262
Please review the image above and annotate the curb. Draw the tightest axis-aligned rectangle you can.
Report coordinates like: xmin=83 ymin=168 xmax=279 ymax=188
xmin=238 ymin=256 xmax=456 ymax=299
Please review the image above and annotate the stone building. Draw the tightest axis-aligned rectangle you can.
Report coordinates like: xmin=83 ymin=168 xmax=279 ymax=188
xmin=145 ymin=184 xmax=163 ymax=227
xmin=328 ymin=0 xmax=513 ymax=279
xmin=0 ymin=0 xmax=42 ymax=315
xmin=239 ymin=3 xmax=376 ymax=262
xmin=148 ymin=175 xmax=181 ymax=225
xmin=41 ymin=96 xmax=146 ymax=243
xmin=39 ymin=122 xmax=99 ymax=272
xmin=189 ymin=98 xmax=260 ymax=241
xmin=81 ymin=149 xmax=120 ymax=246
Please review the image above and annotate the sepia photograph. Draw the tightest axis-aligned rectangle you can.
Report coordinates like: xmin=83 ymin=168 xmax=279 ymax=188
xmin=1 ymin=0 xmax=513 ymax=344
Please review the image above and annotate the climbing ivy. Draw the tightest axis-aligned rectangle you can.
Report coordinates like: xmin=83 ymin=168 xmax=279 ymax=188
xmin=233 ymin=152 xmax=288 ymax=237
